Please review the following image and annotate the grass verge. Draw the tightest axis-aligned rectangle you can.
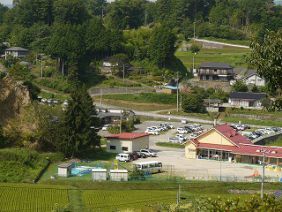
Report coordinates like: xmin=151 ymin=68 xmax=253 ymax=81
xmin=156 ymin=142 xmax=185 ymax=149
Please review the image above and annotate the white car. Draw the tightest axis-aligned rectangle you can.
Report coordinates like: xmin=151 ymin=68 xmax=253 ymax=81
xmin=176 ymin=134 xmax=187 ymax=142
xmin=177 ymin=128 xmax=188 ymax=134
xmin=145 ymin=129 xmax=159 ymax=135
xmin=116 ymin=153 xmax=131 ymax=162
xmin=102 ymin=124 xmax=110 ymax=131
xmin=189 ymin=133 xmax=199 ymax=139
xmin=140 ymin=149 xmax=157 ymax=157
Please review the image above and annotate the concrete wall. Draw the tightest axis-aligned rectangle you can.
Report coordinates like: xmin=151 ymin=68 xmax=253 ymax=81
xmin=197 ymin=129 xmax=235 ymax=146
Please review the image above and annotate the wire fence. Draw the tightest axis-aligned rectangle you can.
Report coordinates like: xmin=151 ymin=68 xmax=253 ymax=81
xmin=88 ymin=87 xmax=155 ymax=97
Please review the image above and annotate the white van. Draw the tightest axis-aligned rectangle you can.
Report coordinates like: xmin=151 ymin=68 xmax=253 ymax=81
xmin=116 ymin=153 xmax=131 ymax=162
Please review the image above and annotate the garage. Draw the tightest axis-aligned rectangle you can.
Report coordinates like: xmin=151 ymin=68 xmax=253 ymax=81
xmin=105 ymin=133 xmax=149 ymax=153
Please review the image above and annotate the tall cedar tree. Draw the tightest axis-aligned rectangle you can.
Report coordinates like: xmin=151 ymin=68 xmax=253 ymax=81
xmin=63 ymin=86 xmax=100 ymax=157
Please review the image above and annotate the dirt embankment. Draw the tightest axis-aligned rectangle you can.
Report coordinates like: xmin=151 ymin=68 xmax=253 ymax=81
xmin=0 ymin=76 xmax=31 ymax=125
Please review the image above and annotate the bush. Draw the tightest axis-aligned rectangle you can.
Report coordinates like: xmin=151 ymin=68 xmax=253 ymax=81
xmin=0 ymin=148 xmax=49 ymax=183
xmin=182 ymin=94 xmax=206 ymax=113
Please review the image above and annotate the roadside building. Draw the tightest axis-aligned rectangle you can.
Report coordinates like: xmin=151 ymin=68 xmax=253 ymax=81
xmin=105 ymin=133 xmax=149 ymax=153
xmin=198 ymin=62 xmax=234 ymax=81
xmin=185 ymin=124 xmax=282 ymax=165
xmin=229 ymin=92 xmax=266 ymax=108
xmin=5 ymin=47 xmax=28 ymax=59
xmin=97 ymin=108 xmax=136 ymax=125
xmin=203 ymin=99 xmax=224 ymax=112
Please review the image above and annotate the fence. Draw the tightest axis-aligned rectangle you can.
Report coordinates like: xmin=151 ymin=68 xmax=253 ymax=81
xmin=162 ymin=166 xmax=281 ymax=183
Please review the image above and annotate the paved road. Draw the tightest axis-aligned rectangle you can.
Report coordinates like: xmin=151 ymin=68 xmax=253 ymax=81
xmin=193 ymin=38 xmax=250 ymax=49
xmin=96 ymin=102 xmax=274 ymax=128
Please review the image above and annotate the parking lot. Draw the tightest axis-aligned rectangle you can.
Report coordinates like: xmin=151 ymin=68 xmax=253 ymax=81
xmin=134 ymin=121 xmax=211 ymax=149
xmin=99 ymin=121 xmax=282 ymax=181
xmin=136 ymin=150 xmax=281 ymax=180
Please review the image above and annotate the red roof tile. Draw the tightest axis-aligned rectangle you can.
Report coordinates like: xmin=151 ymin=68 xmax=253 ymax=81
xmin=105 ymin=132 xmax=149 ymax=140
xmin=234 ymin=144 xmax=282 ymax=158
xmin=215 ymin=124 xmax=252 ymax=146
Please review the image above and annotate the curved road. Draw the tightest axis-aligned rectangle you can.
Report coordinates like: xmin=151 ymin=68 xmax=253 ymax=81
xmin=193 ymin=38 xmax=250 ymax=49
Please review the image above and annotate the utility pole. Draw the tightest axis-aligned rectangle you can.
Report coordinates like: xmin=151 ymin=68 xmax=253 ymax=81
xmin=100 ymin=88 xmax=102 ymax=107
xmin=261 ymin=151 xmax=266 ymax=199
xmin=120 ymin=115 xmax=122 ymax=134
xmin=193 ymin=21 xmax=196 ymax=39
xmin=177 ymin=71 xmax=179 ymax=112
xmin=123 ymin=64 xmax=125 ymax=84
xmin=40 ymin=60 xmax=43 ymax=78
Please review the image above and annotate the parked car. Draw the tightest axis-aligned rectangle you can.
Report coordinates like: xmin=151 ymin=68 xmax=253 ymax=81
xmin=169 ymin=137 xmax=181 ymax=143
xmin=177 ymin=127 xmax=188 ymax=134
xmin=116 ymin=153 xmax=131 ymax=162
xmin=145 ymin=129 xmax=159 ymax=135
xmin=181 ymin=119 xmax=188 ymax=124
xmin=176 ymin=134 xmax=187 ymax=142
xmin=102 ymin=124 xmax=110 ymax=131
xmin=133 ymin=151 xmax=147 ymax=158
xmin=140 ymin=149 xmax=157 ymax=157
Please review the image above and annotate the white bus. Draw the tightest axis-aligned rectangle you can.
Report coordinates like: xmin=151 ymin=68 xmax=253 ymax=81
xmin=134 ymin=161 xmax=162 ymax=173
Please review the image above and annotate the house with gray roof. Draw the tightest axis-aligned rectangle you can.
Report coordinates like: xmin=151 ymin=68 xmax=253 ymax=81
xmin=198 ymin=62 xmax=234 ymax=81
xmin=229 ymin=92 xmax=266 ymax=108
xmin=5 ymin=47 xmax=29 ymax=59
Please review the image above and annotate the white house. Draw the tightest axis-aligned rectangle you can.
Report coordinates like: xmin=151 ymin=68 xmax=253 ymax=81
xmin=229 ymin=92 xmax=266 ymax=108
xmin=5 ymin=47 xmax=28 ymax=59
xmin=243 ymin=73 xmax=265 ymax=87
xmin=105 ymin=133 xmax=149 ymax=153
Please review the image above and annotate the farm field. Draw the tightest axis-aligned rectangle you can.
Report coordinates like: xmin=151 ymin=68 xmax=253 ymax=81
xmin=0 ymin=184 xmax=69 ymax=211
xmin=82 ymin=190 xmax=176 ymax=211
xmin=176 ymin=46 xmax=250 ymax=69
xmin=1 ymin=181 xmax=282 ymax=211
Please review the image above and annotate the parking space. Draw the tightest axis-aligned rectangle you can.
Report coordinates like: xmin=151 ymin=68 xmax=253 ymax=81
xmin=136 ymin=150 xmax=281 ymax=179
xmin=134 ymin=121 xmax=212 ymax=149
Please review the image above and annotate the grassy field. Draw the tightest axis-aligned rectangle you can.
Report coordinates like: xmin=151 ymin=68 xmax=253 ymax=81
xmin=0 ymin=148 xmax=50 ymax=183
xmin=266 ymin=137 xmax=282 ymax=147
xmin=100 ymin=98 xmax=175 ymax=111
xmin=156 ymin=142 xmax=185 ymax=149
xmin=103 ymin=93 xmax=177 ymax=105
xmin=176 ymin=46 xmax=250 ymax=69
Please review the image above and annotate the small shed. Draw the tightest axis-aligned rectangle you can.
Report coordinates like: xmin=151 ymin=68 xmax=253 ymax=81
xmin=58 ymin=163 xmax=74 ymax=177
xmin=110 ymin=169 xmax=128 ymax=181
xmin=92 ymin=169 xmax=107 ymax=181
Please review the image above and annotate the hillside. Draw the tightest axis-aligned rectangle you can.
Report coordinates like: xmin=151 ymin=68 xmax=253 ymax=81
xmin=0 ymin=76 xmax=31 ymax=125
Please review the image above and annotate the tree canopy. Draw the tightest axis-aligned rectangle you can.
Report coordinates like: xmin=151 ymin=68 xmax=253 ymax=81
xmin=250 ymin=30 xmax=282 ymax=93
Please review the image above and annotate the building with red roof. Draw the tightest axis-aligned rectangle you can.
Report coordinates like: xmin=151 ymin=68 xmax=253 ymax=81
xmin=185 ymin=124 xmax=282 ymax=165
xmin=105 ymin=133 xmax=149 ymax=154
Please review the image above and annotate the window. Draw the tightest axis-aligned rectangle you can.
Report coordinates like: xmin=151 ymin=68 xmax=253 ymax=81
xmin=122 ymin=147 xmax=128 ymax=151
xmin=110 ymin=145 xmax=116 ymax=150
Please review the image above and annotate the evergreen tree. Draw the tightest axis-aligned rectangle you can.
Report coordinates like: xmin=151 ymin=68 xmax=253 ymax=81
xmin=62 ymin=85 xmax=100 ymax=157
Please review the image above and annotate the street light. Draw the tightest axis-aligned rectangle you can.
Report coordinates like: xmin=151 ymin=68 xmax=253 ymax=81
xmin=260 ymin=149 xmax=268 ymax=199
xmin=177 ymin=71 xmax=179 ymax=112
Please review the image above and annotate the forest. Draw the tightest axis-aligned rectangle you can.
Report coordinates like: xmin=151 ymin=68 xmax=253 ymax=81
xmin=0 ymin=0 xmax=281 ymax=80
